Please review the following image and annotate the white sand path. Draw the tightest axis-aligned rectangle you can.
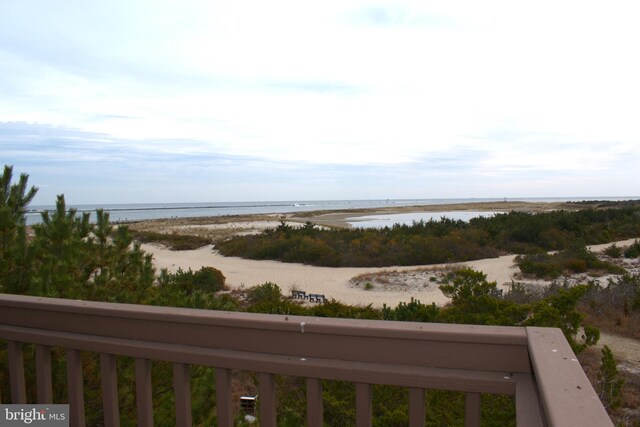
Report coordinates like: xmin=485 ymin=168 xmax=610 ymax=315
xmin=142 ymin=238 xmax=639 ymax=308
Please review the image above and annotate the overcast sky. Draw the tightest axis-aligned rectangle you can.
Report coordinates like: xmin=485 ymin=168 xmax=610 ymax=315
xmin=1 ymin=1 xmax=639 ymax=205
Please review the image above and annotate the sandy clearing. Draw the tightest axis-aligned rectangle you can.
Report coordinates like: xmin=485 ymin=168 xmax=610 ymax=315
xmin=143 ymin=237 xmax=639 ymax=308
xmin=143 ymin=244 xmax=451 ymax=306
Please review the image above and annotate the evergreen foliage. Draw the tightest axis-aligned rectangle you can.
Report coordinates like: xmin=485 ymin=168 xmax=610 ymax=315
xmin=218 ymin=205 xmax=640 ymax=267
xmin=598 ymin=345 xmax=624 ymax=409
xmin=0 ymin=165 xmax=38 ymax=293
xmin=623 ymin=240 xmax=640 ymax=258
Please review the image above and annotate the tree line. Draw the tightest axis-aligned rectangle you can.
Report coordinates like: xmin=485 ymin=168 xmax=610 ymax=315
xmin=217 ymin=203 xmax=640 ymax=267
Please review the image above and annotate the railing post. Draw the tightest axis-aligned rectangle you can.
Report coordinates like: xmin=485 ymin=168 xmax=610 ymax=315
xmin=135 ymin=358 xmax=154 ymax=427
xmin=36 ymin=344 xmax=53 ymax=403
xmin=100 ymin=353 xmax=120 ymax=427
xmin=7 ymin=341 xmax=26 ymax=404
xmin=306 ymin=378 xmax=323 ymax=427
xmin=215 ymin=368 xmax=233 ymax=427
xmin=355 ymin=383 xmax=372 ymax=427
xmin=409 ymin=388 xmax=425 ymax=427
xmin=259 ymin=372 xmax=277 ymax=427
xmin=66 ymin=349 xmax=86 ymax=427
xmin=172 ymin=363 xmax=192 ymax=427
xmin=465 ymin=392 xmax=481 ymax=427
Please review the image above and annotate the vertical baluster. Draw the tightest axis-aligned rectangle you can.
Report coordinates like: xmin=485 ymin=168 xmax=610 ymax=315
xmin=409 ymin=388 xmax=425 ymax=427
xmin=215 ymin=368 xmax=233 ymax=427
xmin=135 ymin=358 xmax=154 ymax=427
xmin=172 ymin=363 xmax=192 ymax=426
xmin=36 ymin=345 xmax=53 ymax=403
xmin=66 ymin=349 xmax=86 ymax=427
xmin=306 ymin=378 xmax=323 ymax=427
xmin=259 ymin=373 xmax=276 ymax=427
xmin=355 ymin=383 xmax=372 ymax=427
xmin=100 ymin=354 xmax=120 ymax=427
xmin=7 ymin=341 xmax=26 ymax=404
xmin=465 ymin=392 xmax=481 ymax=427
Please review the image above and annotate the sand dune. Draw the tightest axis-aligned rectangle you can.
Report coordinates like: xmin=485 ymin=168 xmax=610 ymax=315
xmin=141 ymin=239 xmax=635 ymax=309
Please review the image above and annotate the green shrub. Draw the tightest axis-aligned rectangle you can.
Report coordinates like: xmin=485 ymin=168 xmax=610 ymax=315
xmin=598 ymin=345 xmax=624 ymax=409
xmin=515 ymin=253 xmax=562 ymax=279
xmin=623 ymin=240 xmax=640 ymax=258
xmin=246 ymin=282 xmax=282 ymax=303
xmin=516 ymin=245 xmax=625 ymax=279
xmin=603 ymin=243 xmax=623 ymax=258
xmin=165 ymin=266 xmax=226 ymax=295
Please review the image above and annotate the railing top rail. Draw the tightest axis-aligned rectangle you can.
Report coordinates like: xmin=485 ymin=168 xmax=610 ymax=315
xmin=0 ymin=293 xmax=614 ymax=426
xmin=0 ymin=293 xmax=532 ymax=373
xmin=0 ymin=293 xmax=526 ymax=345
xmin=527 ymin=327 xmax=613 ymax=427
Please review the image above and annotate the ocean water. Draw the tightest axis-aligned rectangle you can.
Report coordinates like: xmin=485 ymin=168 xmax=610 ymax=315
xmin=25 ymin=197 xmax=638 ymax=226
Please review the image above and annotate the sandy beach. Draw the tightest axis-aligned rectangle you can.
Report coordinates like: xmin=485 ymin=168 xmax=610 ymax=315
xmin=135 ymin=201 xmax=640 ymax=308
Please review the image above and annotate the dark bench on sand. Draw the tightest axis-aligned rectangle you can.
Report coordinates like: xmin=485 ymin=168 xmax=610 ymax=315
xmin=291 ymin=290 xmax=325 ymax=303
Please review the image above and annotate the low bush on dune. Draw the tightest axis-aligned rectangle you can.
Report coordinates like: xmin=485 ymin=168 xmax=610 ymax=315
xmin=515 ymin=245 xmax=626 ymax=279
xmin=624 ymin=240 xmax=640 ymax=258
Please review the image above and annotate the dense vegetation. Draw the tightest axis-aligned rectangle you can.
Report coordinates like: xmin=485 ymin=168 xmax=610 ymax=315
xmin=217 ymin=205 xmax=640 ymax=267
xmin=1 ymin=165 xmax=638 ymax=424
xmin=515 ymin=243 xmax=627 ymax=279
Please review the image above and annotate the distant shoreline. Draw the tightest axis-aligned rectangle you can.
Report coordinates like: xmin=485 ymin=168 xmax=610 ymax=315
xmin=128 ymin=200 xmax=572 ymax=231
xmin=26 ymin=197 xmax=639 ymax=226
xmin=290 ymin=200 xmax=577 ymax=228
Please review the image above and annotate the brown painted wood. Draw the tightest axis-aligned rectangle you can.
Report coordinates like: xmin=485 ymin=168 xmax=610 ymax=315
xmin=464 ymin=392 xmax=481 ymax=427
xmin=355 ymin=383 xmax=372 ymax=427
xmin=0 ymin=294 xmax=531 ymax=373
xmin=7 ymin=341 xmax=26 ymax=404
xmin=306 ymin=377 xmax=323 ymax=427
xmin=36 ymin=344 xmax=53 ymax=403
xmin=135 ymin=358 xmax=154 ymax=427
xmin=409 ymin=388 xmax=425 ymax=427
xmin=0 ymin=325 xmax=518 ymax=395
xmin=259 ymin=373 xmax=277 ymax=427
xmin=0 ymin=295 xmax=614 ymax=425
xmin=100 ymin=353 xmax=120 ymax=427
xmin=172 ymin=363 xmax=192 ymax=427
xmin=527 ymin=327 xmax=613 ymax=427
xmin=215 ymin=368 xmax=233 ymax=427
xmin=66 ymin=349 xmax=86 ymax=427
xmin=6 ymin=341 xmax=24 ymax=404
xmin=513 ymin=373 xmax=546 ymax=427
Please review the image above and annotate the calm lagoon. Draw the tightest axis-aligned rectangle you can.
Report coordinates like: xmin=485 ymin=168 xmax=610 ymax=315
xmin=347 ymin=211 xmax=499 ymax=228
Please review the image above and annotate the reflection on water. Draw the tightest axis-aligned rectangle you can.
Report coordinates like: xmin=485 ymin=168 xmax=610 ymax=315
xmin=347 ymin=211 xmax=499 ymax=228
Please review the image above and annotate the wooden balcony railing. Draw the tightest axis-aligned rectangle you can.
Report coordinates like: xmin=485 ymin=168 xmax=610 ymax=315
xmin=0 ymin=293 xmax=612 ymax=426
